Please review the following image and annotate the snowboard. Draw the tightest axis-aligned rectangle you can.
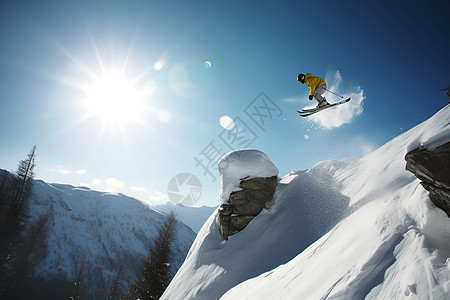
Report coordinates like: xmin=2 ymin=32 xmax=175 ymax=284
xmin=298 ymin=98 xmax=351 ymax=117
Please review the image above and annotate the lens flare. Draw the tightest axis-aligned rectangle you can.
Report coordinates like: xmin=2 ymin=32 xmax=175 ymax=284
xmin=220 ymin=115 xmax=235 ymax=130
xmin=154 ymin=60 xmax=165 ymax=71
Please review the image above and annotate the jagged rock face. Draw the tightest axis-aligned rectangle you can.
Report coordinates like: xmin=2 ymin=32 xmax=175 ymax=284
xmin=405 ymin=141 xmax=450 ymax=217
xmin=218 ymin=176 xmax=278 ymax=240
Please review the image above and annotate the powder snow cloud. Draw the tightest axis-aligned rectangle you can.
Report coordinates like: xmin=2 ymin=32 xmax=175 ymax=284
xmin=308 ymin=70 xmax=365 ymax=129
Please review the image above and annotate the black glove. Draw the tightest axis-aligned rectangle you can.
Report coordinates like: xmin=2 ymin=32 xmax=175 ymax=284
xmin=309 ymin=95 xmax=313 ymax=100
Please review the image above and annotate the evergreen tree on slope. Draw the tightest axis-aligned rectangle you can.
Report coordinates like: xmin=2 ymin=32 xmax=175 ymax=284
xmin=128 ymin=211 xmax=177 ymax=300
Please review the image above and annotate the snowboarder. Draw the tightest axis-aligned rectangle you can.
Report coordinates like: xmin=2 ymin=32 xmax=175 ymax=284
xmin=297 ymin=73 xmax=330 ymax=108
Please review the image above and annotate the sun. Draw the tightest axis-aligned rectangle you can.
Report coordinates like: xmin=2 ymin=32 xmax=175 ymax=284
xmin=83 ymin=70 xmax=147 ymax=128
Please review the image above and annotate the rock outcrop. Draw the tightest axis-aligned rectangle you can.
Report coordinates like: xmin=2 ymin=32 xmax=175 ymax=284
xmin=218 ymin=176 xmax=278 ymax=240
xmin=405 ymin=141 xmax=450 ymax=217
xmin=217 ymin=149 xmax=279 ymax=240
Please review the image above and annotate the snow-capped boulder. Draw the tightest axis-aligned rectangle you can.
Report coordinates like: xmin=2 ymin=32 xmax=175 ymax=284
xmin=405 ymin=141 xmax=450 ymax=217
xmin=218 ymin=149 xmax=279 ymax=203
xmin=217 ymin=149 xmax=278 ymax=240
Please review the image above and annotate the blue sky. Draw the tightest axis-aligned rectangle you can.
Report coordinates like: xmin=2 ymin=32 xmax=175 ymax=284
xmin=1 ymin=0 xmax=449 ymax=207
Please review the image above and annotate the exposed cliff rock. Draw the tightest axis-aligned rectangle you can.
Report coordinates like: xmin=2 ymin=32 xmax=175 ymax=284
xmin=217 ymin=149 xmax=279 ymax=240
xmin=405 ymin=141 xmax=450 ymax=217
xmin=218 ymin=176 xmax=278 ymax=240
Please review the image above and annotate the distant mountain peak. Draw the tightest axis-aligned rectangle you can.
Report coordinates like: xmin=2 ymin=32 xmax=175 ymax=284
xmin=21 ymin=177 xmax=197 ymax=299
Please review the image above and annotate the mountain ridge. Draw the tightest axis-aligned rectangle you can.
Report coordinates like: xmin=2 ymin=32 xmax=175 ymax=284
xmin=8 ymin=175 xmax=198 ymax=299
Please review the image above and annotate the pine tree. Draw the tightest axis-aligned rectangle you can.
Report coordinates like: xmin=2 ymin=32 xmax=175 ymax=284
xmin=70 ymin=261 xmax=85 ymax=300
xmin=0 ymin=146 xmax=37 ymax=297
xmin=0 ymin=146 xmax=36 ymax=266
xmin=128 ymin=212 xmax=177 ymax=300
xmin=20 ymin=211 xmax=52 ymax=268
xmin=12 ymin=209 xmax=52 ymax=298
xmin=108 ymin=262 xmax=124 ymax=300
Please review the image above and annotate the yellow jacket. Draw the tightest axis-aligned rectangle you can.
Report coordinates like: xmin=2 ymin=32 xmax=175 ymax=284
xmin=304 ymin=73 xmax=326 ymax=95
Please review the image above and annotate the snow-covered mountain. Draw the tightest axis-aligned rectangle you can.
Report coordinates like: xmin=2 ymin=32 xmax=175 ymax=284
xmin=24 ymin=179 xmax=197 ymax=299
xmin=162 ymin=105 xmax=450 ymax=300
xmin=153 ymin=202 xmax=217 ymax=233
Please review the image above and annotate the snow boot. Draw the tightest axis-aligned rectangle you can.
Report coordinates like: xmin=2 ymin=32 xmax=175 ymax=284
xmin=317 ymin=99 xmax=329 ymax=108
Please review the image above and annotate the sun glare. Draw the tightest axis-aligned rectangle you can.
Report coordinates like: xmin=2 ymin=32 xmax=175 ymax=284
xmin=83 ymin=71 xmax=147 ymax=128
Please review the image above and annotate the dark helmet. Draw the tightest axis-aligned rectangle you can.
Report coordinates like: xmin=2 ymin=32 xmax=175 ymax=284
xmin=297 ymin=73 xmax=305 ymax=83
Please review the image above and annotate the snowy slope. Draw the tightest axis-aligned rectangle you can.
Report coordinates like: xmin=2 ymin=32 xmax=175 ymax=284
xmin=162 ymin=105 xmax=450 ymax=300
xmin=26 ymin=179 xmax=196 ymax=299
xmin=153 ymin=202 xmax=217 ymax=233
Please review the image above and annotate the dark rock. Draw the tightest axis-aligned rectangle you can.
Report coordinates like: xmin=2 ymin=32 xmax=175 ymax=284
xmin=218 ymin=176 xmax=278 ymax=240
xmin=229 ymin=177 xmax=278 ymax=216
xmin=218 ymin=204 xmax=233 ymax=216
xmin=405 ymin=142 xmax=450 ymax=217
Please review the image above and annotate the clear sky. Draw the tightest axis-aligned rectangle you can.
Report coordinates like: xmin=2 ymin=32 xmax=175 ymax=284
xmin=1 ymin=0 xmax=449 ymax=207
